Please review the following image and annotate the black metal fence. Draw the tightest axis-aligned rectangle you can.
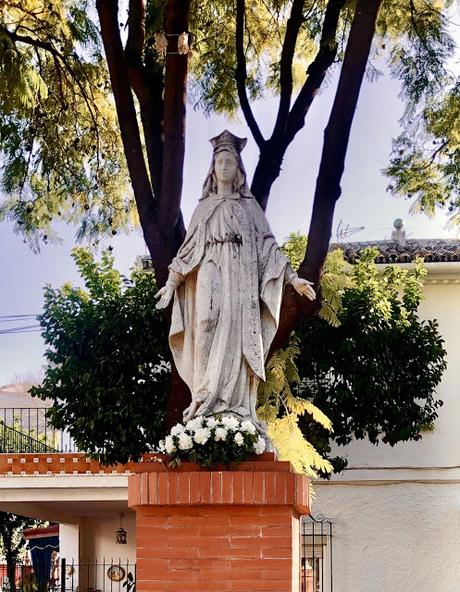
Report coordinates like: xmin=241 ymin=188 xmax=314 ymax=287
xmin=301 ymin=514 xmax=333 ymax=592
xmin=1 ymin=560 xmax=135 ymax=592
xmin=0 ymin=408 xmax=77 ymax=453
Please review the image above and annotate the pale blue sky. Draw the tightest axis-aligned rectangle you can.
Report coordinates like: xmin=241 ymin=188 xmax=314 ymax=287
xmin=1 ymin=38 xmax=459 ymax=384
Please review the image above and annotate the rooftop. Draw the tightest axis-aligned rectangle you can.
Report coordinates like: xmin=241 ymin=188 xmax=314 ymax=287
xmin=333 ymin=238 xmax=460 ymax=264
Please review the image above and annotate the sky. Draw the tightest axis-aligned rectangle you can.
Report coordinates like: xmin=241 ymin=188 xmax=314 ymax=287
xmin=1 ymin=23 xmax=460 ymax=385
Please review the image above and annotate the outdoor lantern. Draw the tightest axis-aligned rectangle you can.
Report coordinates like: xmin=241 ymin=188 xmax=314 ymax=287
xmin=115 ymin=513 xmax=127 ymax=544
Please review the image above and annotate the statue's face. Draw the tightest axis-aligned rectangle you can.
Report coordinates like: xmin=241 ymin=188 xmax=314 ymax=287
xmin=214 ymin=150 xmax=239 ymax=185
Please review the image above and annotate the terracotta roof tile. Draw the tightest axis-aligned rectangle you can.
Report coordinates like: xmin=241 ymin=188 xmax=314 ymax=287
xmin=332 ymin=239 xmax=460 ymax=264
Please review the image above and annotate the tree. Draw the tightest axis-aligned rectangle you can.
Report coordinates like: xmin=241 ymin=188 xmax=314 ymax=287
xmin=0 ymin=0 xmax=455 ymax=420
xmin=0 ymin=512 xmax=43 ymax=592
xmin=31 ymin=249 xmax=170 ymax=465
xmin=32 ymin=244 xmax=446 ymax=468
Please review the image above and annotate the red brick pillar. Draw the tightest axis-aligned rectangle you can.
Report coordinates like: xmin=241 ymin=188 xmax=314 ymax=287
xmin=128 ymin=458 xmax=310 ymax=592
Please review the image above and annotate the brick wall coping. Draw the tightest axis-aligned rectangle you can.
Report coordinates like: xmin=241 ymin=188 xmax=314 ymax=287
xmin=129 ymin=463 xmax=310 ymax=514
xmin=0 ymin=452 xmax=281 ymax=477
xmin=0 ymin=452 xmax=160 ymax=476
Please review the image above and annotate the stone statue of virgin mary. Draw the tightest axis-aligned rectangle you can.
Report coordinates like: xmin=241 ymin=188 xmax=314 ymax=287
xmin=156 ymin=130 xmax=315 ymax=434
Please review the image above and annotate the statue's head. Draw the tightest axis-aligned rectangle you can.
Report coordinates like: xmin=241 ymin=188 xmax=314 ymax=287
xmin=201 ymin=130 xmax=253 ymax=199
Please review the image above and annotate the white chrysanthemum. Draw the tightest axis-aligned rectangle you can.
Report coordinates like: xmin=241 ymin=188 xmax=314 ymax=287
xmin=240 ymin=420 xmax=257 ymax=435
xmin=177 ymin=432 xmax=194 ymax=450
xmin=205 ymin=416 xmax=218 ymax=428
xmin=165 ymin=435 xmax=176 ymax=454
xmin=158 ymin=439 xmax=165 ymax=452
xmin=221 ymin=415 xmax=239 ymax=430
xmin=214 ymin=427 xmax=228 ymax=442
xmin=193 ymin=427 xmax=211 ymax=445
xmin=254 ymin=436 xmax=266 ymax=455
xmin=171 ymin=423 xmax=186 ymax=436
xmin=186 ymin=416 xmax=204 ymax=431
xmin=234 ymin=432 xmax=245 ymax=446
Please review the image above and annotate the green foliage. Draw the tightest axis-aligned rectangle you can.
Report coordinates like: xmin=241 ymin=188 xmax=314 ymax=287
xmin=382 ymin=1 xmax=460 ymax=222
xmin=281 ymin=232 xmax=353 ymax=327
xmin=0 ymin=512 xmax=44 ymax=592
xmin=385 ymin=81 xmax=460 ymax=223
xmin=292 ymin=247 xmax=446 ymax=471
xmin=0 ymin=1 xmax=130 ymax=249
xmin=0 ymin=0 xmax=458 ymax=245
xmin=276 ymin=235 xmax=446 ymax=473
xmin=31 ymin=248 xmax=170 ymax=465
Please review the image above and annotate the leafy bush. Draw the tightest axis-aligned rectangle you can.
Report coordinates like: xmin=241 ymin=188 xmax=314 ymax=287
xmin=31 ymin=249 xmax=170 ymax=465
xmin=293 ymin=247 xmax=447 ymax=472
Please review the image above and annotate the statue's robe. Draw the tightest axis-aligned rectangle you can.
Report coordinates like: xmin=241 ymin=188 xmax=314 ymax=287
xmin=169 ymin=192 xmax=293 ymax=424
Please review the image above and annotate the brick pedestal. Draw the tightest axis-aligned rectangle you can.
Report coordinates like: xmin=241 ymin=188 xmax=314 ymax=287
xmin=128 ymin=457 xmax=310 ymax=592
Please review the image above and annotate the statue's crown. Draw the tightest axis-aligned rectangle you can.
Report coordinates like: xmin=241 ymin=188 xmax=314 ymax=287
xmin=210 ymin=130 xmax=247 ymax=154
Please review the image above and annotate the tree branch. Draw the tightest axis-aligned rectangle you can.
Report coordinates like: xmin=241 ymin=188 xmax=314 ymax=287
xmin=124 ymin=0 xmax=164 ymax=198
xmin=285 ymin=0 xmax=347 ymax=148
xmin=2 ymin=27 xmax=100 ymax=125
xmin=235 ymin=0 xmax=265 ymax=149
xmin=271 ymin=0 xmax=305 ymax=140
xmin=250 ymin=0 xmax=346 ymax=211
xmin=299 ymin=0 xmax=383 ymax=283
xmin=124 ymin=0 xmax=151 ymax=101
xmin=157 ymin=0 xmax=190 ymax=233
xmin=270 ymin=0 xmax=383 ymax=352
xmin=96 ymin=0 xmax=156 ymax=227
xmin=126 ymin=0 xmax=145 ymax=57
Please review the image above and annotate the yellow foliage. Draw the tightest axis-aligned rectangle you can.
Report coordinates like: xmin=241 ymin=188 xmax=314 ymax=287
xmin=257 ymin=342 xmax=333 ymax=477
xmin=267 ymin=416 xmax=333 ymax=478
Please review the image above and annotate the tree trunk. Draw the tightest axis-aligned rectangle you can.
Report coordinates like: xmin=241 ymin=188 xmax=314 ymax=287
xmin=5 ymin=551 xmax=17 ymax=592
xmin=249 ymin=0 xmax=347 ymax=209
xmin=300 ymin=0 xmax=383 ymax=283
xmin=250 ymin=140 xmax=285 ymax=210
xmin=269 ymin=0 xmax=384 ymax=351
xmin=157 ymin=0 xmax=190 ymax=232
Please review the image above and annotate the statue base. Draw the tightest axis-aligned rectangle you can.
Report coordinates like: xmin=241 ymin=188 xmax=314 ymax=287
xmin=128 ymin=455 xmax=310 ymax=592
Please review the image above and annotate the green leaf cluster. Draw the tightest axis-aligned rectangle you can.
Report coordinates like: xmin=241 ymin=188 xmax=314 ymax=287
xmin=275 ymin=234 xmax=446 ymax=473
xmin=31 ymin=248 xmax=170 ymax=465
xmin=281 ymin=232 xmax=353 ymax=326
xmin=0 ymin=1 xmax=130 ymax=249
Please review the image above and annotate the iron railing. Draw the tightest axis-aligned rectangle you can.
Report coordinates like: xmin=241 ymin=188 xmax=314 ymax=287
xmin=1 ymin=559 xmax=135 ymax=592
xmin=301 ymin=514 xmax=333 ymax=592
xmin=0 ymin=408 xmax=77 ymax=453
xmin=0 ymin=423 xmax=57 ymax=453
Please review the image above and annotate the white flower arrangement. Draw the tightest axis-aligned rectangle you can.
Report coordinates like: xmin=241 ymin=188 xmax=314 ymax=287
xmin=158 ymin=415 xmax=266 ymax=467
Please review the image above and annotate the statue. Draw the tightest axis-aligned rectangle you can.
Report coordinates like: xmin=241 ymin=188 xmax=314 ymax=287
xmin=156 ymin=130 xmax=315 ymax=436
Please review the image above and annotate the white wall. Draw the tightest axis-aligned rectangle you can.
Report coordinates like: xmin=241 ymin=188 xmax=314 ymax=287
xmin=314 ymin=481 xmax=460 ymax=592
xmin=60 ymin=523 xmax=80 ymax=563
xmin=330 ymin=276 xmax=460 ymax=471
xmin=79 ymin=513 xmax=136 ymax=563
xmin=313 ymin=267 xmax=460 ymax=592
xmin=75 ymin=514 xmax=136 ymax=592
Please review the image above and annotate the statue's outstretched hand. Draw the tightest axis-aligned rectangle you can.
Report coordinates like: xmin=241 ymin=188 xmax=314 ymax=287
xmin=155 ymin=285 xmax=175 ymax=309
xmin=291 ymin=277 xmax=316 ymax=301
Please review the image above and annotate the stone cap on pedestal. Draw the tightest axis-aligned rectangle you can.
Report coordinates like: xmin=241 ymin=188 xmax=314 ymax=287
xmin=128 ymin=455 xmax=310 ymax=515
